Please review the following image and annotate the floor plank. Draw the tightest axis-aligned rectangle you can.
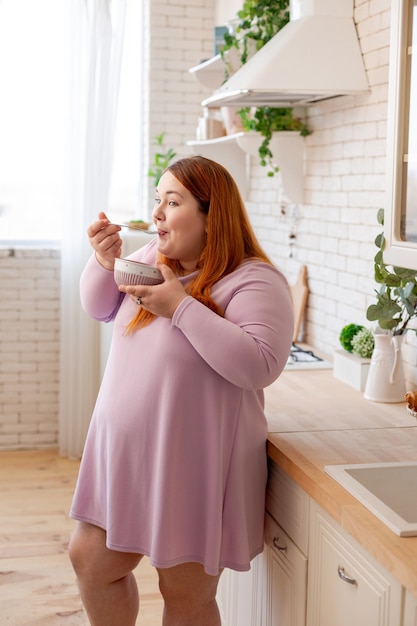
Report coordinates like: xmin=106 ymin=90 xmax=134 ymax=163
xmin=0 ymin=449 xmax=163 ymax=625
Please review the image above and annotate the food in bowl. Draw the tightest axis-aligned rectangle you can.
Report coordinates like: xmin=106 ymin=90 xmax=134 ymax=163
xmin=114 ymin=258 xmax=164 ymax=287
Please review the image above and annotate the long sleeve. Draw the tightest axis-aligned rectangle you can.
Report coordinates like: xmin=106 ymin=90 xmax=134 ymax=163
xmin=172 ymin=262 xmax=294 ymax=390
xmin=79 ymin=253 xmax=124 ymax=322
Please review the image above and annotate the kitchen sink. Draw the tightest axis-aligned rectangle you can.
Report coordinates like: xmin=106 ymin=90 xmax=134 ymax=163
xmin=324 ymin=461 xmax=417 ymax=537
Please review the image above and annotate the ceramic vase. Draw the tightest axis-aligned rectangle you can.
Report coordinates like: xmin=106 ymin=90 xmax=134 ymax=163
xmin=364 ymin=333 xmax=406 ymax=403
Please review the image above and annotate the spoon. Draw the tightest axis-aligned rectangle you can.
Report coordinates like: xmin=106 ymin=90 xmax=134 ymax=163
xmin=111 ymin=223 xmax=158 ymax=234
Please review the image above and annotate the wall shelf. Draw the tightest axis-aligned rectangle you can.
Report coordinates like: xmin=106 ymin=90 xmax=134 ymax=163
xmin=189 ymin=55 xmax=225 ymax=91
xmin=188 ymin=48 xmax=241 ymax=91
xmin=187 ymin=134 xmax=250 ymax=199
xmin=187 ymin=131 xmax=305 ymax=204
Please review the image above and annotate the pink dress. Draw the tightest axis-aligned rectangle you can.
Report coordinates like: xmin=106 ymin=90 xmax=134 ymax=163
xmin=70 ymin=239 xmax=294 ymax=575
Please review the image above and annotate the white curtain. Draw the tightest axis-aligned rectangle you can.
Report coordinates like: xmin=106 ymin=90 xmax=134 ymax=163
xmin=59 ymin=0 xmax=127 ymax=458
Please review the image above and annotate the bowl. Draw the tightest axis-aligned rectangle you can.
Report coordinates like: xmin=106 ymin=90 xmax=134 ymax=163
xmin=114 ymin=258 xmax=164 ymax=287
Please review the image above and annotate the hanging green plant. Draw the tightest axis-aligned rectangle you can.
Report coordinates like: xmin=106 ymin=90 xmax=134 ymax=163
xmin=220 ymin=0 xmax=311 ymax=176
xmin=222 ymin=0 xmax=290 ymax=67
xmin=238 ymin=107 xmax=311 ymax=176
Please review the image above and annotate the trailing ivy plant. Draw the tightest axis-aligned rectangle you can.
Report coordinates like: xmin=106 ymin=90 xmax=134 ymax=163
xmin=220 ymin=0 xmax=311 ymax=176
xmin=222 ymin=0 xmax=290 ymax=66
xmin=366 ymin=208 xmax=417 ymax=335
xmin=239 ymin=107 xmax=311 ymax=176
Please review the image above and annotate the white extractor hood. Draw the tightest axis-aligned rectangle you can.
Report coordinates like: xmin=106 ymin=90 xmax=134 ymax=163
xmin=202 ymin=0 xmax=369 ymax=108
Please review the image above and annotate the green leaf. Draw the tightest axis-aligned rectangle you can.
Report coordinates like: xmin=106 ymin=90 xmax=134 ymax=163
xmin=377 ymin=208 xmax=384 ymax=225
xmin=375 ymin=233 xmax=384 ymax=249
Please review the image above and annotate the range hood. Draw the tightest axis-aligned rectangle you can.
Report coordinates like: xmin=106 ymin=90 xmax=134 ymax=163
xmin=202 ymin=0 xmax=369 ymax=108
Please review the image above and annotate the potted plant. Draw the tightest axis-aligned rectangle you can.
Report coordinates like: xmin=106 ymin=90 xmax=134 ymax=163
xmin=220 ymin=0 xmax=311 ymax=176
xmin=363 ymin=209 xmax=417 ymax=402
xmin=366 ymin=208 xmax=417 ymax=334
xmin=148 ymin=132 xmax=177 ymax=188
xmin=222 ymin=0 xmax=289 ymax=68
xmin=238 ymin=107 xmax=311 ymax=176
xmin=339 ymin=323 xmax=374 ymax=358
xmin=333 ymin=324 xmax=374 ymax=391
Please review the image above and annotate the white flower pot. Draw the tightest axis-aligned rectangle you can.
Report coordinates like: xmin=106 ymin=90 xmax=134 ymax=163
xmin=364 ymin=334 xmax=406 ymax=403
xmin=333 ymin=349 xmax=371 ymax=392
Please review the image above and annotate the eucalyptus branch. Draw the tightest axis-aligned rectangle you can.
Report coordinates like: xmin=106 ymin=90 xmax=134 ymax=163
xmin=366 ymin=209 xmax=417 ymax=335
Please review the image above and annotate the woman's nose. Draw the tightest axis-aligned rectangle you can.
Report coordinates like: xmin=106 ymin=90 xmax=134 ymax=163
xmin=152 ymin=204 xmax=163 ymax=221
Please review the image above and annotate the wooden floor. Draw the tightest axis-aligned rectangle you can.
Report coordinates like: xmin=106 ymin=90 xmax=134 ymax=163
xmin=0 ymin=449 xmax=164 ymax=625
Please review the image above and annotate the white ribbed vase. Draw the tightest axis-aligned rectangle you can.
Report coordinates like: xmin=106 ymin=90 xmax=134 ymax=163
xmin=364 ymin=334 xmax=405 ymax=403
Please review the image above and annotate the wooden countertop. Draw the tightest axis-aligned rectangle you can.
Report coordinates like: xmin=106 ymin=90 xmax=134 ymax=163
xmin=265 ymin=367 xmax=417 ymax=595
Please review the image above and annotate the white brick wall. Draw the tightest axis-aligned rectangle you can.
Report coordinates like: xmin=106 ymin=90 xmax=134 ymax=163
xmin=0 ymin=249 xmax=60 ymax=450
xmin=145 ymin=0 xmax=215 ymax=209
xmin=245 ymin=0 xmax=412 ymax=373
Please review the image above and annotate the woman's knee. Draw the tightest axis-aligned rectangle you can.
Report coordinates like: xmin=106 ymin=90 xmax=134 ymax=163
xmin=157 ymin=563 xmax=222 ymax=609
xmin=68 ymin=521 xmax=142 ymax=584
xmin=68 ymin=522 xmax=99 ymax=576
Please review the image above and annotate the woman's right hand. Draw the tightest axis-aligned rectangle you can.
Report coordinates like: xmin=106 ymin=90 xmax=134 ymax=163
xmin=87 ymin=211 xmax=122 ymax=270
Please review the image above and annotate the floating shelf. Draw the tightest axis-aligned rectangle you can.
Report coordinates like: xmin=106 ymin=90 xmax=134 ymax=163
xmin=189 ymin=55 xmax=225 ymax=91
xmin=186 ymin=134 xmax=250 ymax=199
xmin=189 ymin=49 xmax=241 ymax=91
xmin=187 ymin=131 xmax=305 ymax=205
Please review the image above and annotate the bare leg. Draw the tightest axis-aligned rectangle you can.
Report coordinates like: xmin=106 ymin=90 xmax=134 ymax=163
xmin=68 ymin=521 xmax=143 ymax=626
xmin=157 ymin=562 xmax=223 ymax=626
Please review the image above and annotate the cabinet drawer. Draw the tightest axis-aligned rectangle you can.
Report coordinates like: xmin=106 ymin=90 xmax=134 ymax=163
xmin=263 ymin=512 xmax=307 ymax=626
xmin=404 ymin=589 xmax=417 ymax=625
xmin=307 ymin=501 xmax=402 ymax=626
xmin=266 ymin=459 xmax=309 ymax=555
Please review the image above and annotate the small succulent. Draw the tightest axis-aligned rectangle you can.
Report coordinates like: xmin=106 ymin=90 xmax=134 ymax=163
xmin=339 ymin=323 xmax=364 ymax=352
xmin=351 ymin=327 xmax=374 ymax=359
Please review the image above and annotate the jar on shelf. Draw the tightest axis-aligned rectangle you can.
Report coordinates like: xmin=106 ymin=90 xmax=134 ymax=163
xmin=196 ymin=107 xmax=225 ymax=141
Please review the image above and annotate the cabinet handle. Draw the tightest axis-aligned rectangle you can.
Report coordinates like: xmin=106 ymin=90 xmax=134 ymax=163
xmin=337 ymin=565 xmax=357 ymax=586
xmin=272 ymin=536 xmax=287 ymax=553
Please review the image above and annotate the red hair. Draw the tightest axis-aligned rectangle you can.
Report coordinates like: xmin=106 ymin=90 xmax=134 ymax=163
xmin=126 ymin=156 xmax=272 ymax=333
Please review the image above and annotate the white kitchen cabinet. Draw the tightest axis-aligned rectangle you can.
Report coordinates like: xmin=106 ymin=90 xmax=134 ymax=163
xmin=258 ymin=459 xmax=309 ymax=626
xmin=219 ymin=459 xmax=409 ymax=626
xmin=261 ymin=512 xmax=307 ymax=626
xmin=404 ymin=590 xmax=417 ymax=625
xmin=217 ymin=459 xmax=308 ymax=626
xmin=265 ymin=459 xmax=310 ymax=556
xmin=307 ymin=500 xmax=403 ymax=626
xmin=217 ymin=554 xmax=262 ymax=626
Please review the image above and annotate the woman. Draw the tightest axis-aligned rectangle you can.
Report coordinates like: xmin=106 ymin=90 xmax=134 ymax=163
xmin=69 ymin=156 xmax=294 ymax=625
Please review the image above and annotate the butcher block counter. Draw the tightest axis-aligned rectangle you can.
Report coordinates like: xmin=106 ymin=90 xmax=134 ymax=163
xmin=265 ymin=367 xmax=417 ymax=596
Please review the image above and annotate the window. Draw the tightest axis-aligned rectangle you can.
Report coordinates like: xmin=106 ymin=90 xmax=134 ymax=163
xmin=384 ymin=0 xmax=417 ymax=268
xmin=0 ymin=0 xmax=144 ymax=244
xmin=0 ymin=1 xmax=69 ymax=243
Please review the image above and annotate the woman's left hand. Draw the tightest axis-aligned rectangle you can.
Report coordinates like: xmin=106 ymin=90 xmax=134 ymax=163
xmin=118 ymin=263 xmax=188 ymax=318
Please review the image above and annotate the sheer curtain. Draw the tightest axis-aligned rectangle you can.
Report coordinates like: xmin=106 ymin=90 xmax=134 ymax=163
xmin=59 ymin=0 xmax=127 ymax=458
